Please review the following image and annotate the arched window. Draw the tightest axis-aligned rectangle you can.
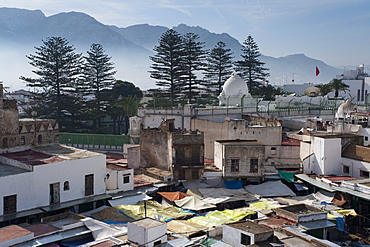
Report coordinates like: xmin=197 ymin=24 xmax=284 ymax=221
xmin=63 ymin=181 xmax=70 ymax=191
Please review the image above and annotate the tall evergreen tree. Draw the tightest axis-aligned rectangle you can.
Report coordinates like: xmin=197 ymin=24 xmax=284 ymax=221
xmin=19 ymin=37 xmax=83 ymax=129
xmin=181 ymin=33 xmax=207 ymax=103
xmin=83 ymin=43 xmax=116 ymax=100
xmin=203 ymin=41 xmax=234 ymax=95
xmin=235 ymin=35 xmax=269 ymax=95
xmin=149 ymin=29 xmax=184 ymax=105
xmin=83 ymin=43 xmax=116 ymax=132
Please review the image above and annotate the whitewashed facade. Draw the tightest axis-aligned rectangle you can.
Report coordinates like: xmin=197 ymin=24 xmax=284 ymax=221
xmin=0 ymin=144 xmax=106 ymax=216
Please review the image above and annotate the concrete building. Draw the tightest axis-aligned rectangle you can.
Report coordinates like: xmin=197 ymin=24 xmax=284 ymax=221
xmin=105 ymin=164 xmax=134 ymax=194
xmin=0 ymin=144 xmax=108 ymax=223
xmin=140 ymin=119 xmax=204 ymax=181
xmin=222 ymin=220 xmax=274 ymax=246
xmin=214 ymin=139 xmax=301 ymax=181
xmin=127 ymin=217 xmax=167 ymax=247
xmin=0 ymin=83 xmax=58 ymax=149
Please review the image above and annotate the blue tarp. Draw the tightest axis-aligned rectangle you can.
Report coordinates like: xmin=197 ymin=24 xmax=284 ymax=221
xmin=225 ymin=180 xmax=243 ymax=189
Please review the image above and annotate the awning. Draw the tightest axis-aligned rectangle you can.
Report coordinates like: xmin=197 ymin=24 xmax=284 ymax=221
xmin=108 ymin=194 xmax=152 ymax=206
xmin=295 ymin=174 xmax=335 ymax=192
xmin=42 ymin=193 xmax=112 ymax=212
xmin=299 ymin=220 xmax=336 ymax=230
xmin=244 ymin=180 xmax=296 ymax=197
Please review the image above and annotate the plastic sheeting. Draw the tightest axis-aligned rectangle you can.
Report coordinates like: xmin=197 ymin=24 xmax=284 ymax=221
xmin=108 ymin=194 xmax=152 ymax=207
xmin=174 ymin=196 xmax=216 ymax=211
xmin=244 ymin=181 xmax=296 ymax=197
xmin=157 ymin=191 xmax=190 ymax=201
xmin=278 ymin=170 xmax=295 ymax=183
xmin=113 ymin=200 xmax=193 ymax=221
xmin=196 ymin=188 xmax=257 ymax=204
xmin=224 ymin=180 xmax=243 ymax=189
xmin=90 ymin=207 xmax=132 ymax=223
xmin=167 ymin=220 xmax=208 ymax=237
xmin=82 ymin=218 xmax=127 ymax=241
xmin=188 ymin=209 xmax=255 ymax=227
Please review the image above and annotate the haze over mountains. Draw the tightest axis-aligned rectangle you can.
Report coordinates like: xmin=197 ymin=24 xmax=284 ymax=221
xmin=0 ymin=7 xmax=344 ymax=91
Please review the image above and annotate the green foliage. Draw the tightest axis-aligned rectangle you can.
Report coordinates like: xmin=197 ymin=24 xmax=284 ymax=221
xmin=203 ymin=41 xmax=234 ymax=96
xmin=316 ymin=83 xmax=333 ymax=96
xmin=19 ymin=37 xmax=84 ymax=129
xmin=329 ymin=78 xmax=349 ymax=98
xmin=255 ymin=84 xmax=283 ymax=100
xmin=234 ymin=35 xmax=270 ymax=95
xmin=83 ymin=43 xmax=116 ymax=97
xmin=181 ymin=33 xmax=207 ymax=103
xmin=149 ymin=29 xmax=184 ymax=105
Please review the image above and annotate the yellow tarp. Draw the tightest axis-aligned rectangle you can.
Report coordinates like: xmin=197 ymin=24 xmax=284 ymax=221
xmin=188 ymin=209 xmax=254 ymax=227
xmin=113 ymin=200 xmax=193 ymax=221
xmin=167 ymin=220 xmax=208 ymax=237
xmin=335 ymin=209 xmax=357 ymax=216
xmin=248 ymin=201 xmax=279 ymax=210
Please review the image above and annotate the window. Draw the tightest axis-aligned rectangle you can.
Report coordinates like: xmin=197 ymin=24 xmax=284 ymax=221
xmin=343 ymin=165 xmax=350 ymax=174
xmin=63 ymin=181 xmax=70 ymax=191
xmin=271 ymin=147 xmax=277 ymax=155
xmin=154 ymin=240 xmax=162 ymax=246
xmin=3 ymin=138 xmax=8 ymax=148
xmin=241 ymin=233 xmax=251 ymax=245
xmin=365 ymin=136 xmax=369 ymax=141
xmin=3 ymin=195 xmax=17 ymax=214
xmin=85 ymin=174 xmax=94 ymax=196
xmin=123 ymin=175 xmax=130 ymax=184
xmin=192 ymin=169 xmax=199 ymax=179
xmin=20 ymin=136 xmax=26 ymax=145
xmin=38 ymin=134 xmax=42 ymax=144
xmin=360 ymin=170 xmax=370 ymax=178
xmin=250 ymin=159 xmax=258 ymax=173
xmin=230 ymin=159 xmax=239 ymax=172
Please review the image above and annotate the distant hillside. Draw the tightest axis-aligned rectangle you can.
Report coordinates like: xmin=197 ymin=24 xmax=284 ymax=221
xmin=0 ymin=7 xmax=343 ymax=90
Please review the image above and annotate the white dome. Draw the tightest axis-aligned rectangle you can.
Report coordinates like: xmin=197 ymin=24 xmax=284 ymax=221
xmin=219 ymin=74 xmax=250 ymax=98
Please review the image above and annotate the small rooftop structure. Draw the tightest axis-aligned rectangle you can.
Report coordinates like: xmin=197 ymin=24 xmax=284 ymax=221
xmin=273 ymin=204 xmax=327 ymax=223
xmin=128 ymin=217 xmax=167 ymax=247
xmin=223 ymin=220 xmax=274 ymax=246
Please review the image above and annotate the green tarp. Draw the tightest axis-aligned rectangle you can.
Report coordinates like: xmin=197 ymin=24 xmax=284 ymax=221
xmin=278 ymin=170 xmax=295 ymax=183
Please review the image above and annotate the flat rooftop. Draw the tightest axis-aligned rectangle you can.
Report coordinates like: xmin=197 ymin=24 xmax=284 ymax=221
xmin=216 ymin=139 xmax=263 ymax=146
xmin=0 ymin=144 xmax=102 ymax=166
xmin=131 ymin=217 xmax=165 ymax=229
xmin=226 ymin=220 xmax=273 ymax=235
xmin=0 ymin=162 xmax=30 ymax=177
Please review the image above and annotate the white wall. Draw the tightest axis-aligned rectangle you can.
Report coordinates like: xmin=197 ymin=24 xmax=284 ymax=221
xmin=0 ymin=154 xmax=106 ymax=215
xmin=106 ymin=168 xmax=134 ymax=193
xmin=312 ymin=137 xmax=342 ymax=175
xmin=358 ymin=127 xmax=370 ymax=146
xmin=128 ymin=221 xmax=167 ymax=247
xmin=223 ymin=224 xmax=255 ymax=247
xmin=341 ymin=157 xmax=370 ymax=179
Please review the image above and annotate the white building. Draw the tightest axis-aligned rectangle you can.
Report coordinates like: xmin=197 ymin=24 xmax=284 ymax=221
xmin=0 ymin=144 xmax=108 ymax=220
xmin=222 ymin=220 xmax=274 ymax=246
xmin=128 ymin=217 xmax=167 ymax=247
xmin=105 ymin=164 xmax=134 ymax=193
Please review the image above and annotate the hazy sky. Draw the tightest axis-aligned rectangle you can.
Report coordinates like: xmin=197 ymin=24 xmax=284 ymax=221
xmin=2 ymin=0 xmax=370 ymax=67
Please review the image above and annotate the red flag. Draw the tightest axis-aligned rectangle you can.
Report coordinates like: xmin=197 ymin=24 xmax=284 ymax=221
xmin=316 ymin=66 xmax=320 ymax=76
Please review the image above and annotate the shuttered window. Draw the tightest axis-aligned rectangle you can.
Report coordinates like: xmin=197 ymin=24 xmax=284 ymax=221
xmin=4 ymin=195 xmax=17 ymax=214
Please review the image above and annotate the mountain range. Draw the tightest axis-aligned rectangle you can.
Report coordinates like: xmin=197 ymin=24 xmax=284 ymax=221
xmin=0 ymin=7 xmax=344 ymax=91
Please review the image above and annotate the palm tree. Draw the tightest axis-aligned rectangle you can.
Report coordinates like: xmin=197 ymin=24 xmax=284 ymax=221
xmin=329 ymin=79 xmax=349 ymax=98
xmin=316 ymin=83 xmax=333 ymax=96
